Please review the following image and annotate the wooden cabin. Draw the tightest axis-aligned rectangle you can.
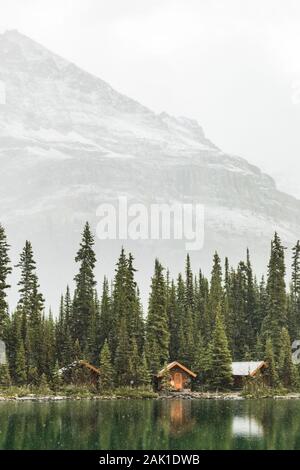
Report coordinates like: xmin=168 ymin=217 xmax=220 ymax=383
xmin=156 ymin=361 xmax=197 ymax=391
xmin=232 ymin=361 xmax=267 ymax=388
xmin=59 ymin=360 xmax=100 ymax=385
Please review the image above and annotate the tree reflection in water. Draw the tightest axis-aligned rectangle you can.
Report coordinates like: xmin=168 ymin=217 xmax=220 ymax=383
xmin=0 ymin=399 xmax=300 ymax=450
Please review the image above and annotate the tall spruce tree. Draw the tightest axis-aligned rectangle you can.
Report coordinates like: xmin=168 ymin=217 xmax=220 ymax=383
xmin=16 ymin=241 xmax=44 ymax=373
xmin=16 ymin=241 xmax=44 ymax=334
xmin=264 ymin=233 xmax=287 ymax=359
xmin=245 ymin=249 xmax=258 ymax=351
xmin=0 ymin=224 xmax=11 ymax=341
xmin=278 ymin=327 xmax=299 ymax=390
xmin=264 ymin=337 xmax=280 ymax=388
xmin=99 ymin=340 xmax=114 ymax=391
xmin=127 ymin=253 xmax=145 ymax=355
xmin=73 ymin=222 xmax=97 ymax=355
xmin=290 ymin=241 xmax=300 ymax=337
xmin=99 ymin=277 xmax=111 ymax=350
xmin=145 ymin=259 xmax=170 ymax=374
xmin=208 ymin=252 xmax=223 ymax=337
xmin=208 ymin=306 xmax=233 ymax=389
xmin=167 ymin=280 xmax=180 ymax=361
xmin=114 ymin=316 xmax=132 ymax=385
xmin=15 ymin=340 xmax=27 ymax=385
xmin=111 ymin=249 xmax=143 ymax=382
xmin=110 ymin=248 xmax=128 ymax=360
xmin=230 ymin=262 xmax=248 ymax=360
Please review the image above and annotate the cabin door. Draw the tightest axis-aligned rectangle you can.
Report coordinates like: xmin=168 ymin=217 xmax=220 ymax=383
xmin=174 ymin=372 xmax=183 ymax=390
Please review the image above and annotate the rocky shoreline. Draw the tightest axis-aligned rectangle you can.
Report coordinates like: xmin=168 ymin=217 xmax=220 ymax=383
xmin=1 ymin=391 xmax=300 ymax=402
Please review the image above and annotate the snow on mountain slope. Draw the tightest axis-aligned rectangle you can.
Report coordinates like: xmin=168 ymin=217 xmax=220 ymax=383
xmin=0 ymin=30 xmax=299 ymax=308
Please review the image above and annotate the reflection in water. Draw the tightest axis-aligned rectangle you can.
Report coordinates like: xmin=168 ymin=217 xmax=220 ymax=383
xmin=232 ymin=416 xmax=263 ymax=437
xmin=1 ymin=399 xmax=300 ymax=450
xmin=166 ymin=400 xmax=196 ymax=436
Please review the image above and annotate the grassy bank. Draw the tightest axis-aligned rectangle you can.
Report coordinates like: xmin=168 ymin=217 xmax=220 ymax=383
xmin=0 ymin=385 xmax=158 ymax=400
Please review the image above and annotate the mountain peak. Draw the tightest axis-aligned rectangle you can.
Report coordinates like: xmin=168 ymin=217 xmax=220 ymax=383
xmin=2 ymin=29 xmax=22 ymax=38
xmin=0 ymin=31 xmax=299 ymax=308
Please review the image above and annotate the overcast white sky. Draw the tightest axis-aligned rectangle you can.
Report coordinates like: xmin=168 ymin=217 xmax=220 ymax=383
xmin=1 ymin=0 xmax=300 ymax=197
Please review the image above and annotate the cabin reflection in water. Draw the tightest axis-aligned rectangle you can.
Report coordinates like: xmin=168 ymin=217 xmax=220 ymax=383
xmin=161 ymin=400 xmax=196 ymax=436
xmin=232 ymin=416 xmax=263 ymax=437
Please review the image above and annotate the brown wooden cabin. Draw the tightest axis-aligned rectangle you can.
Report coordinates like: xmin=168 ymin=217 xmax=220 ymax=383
xmin=156 ymin=361 xmax=197 ymax=391
xmin=232 ymin=361 xmax=267 ymax=388
xmin=60 ymin=360 xmax=100 ymax=385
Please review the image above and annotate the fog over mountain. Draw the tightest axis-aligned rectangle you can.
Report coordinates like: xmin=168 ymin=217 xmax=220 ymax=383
xmin=0 ymin=30 xmax=299 ymax=309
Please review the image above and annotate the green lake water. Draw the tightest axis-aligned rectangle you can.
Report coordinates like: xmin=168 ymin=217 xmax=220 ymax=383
xmin=0 ymin=398 xmax=300 ymax=450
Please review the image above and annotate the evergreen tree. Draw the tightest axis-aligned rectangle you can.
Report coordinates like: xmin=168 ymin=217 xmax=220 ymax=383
xmin=175 ymin=273 xmax=186 ymax=362
xmin=257 ymin=276 xmax=268 ymax=336
xmin=263 ymin=233 xmax=287 ymax=359
xmin=208 ymin=307 xmax=233 ymax=389
xmin=55 ymin=295 xmax=65 ymax=365
xmin=145 ymin=259 xmax=170 ymax=374
xmin=16 ymin=241 xmax=44 ymax=321
xmin=127 ymin=253 xmax=145 ymax=354
xmin=160 ymin=366 xmax=173 ymax=392
xmin=41 ymin=312 xmax=56 ymax=379
xmin=16 ymin=241 xmax=44 ymax=373
xmin=196 ymin=271 xmax=210 ymax=344
xmin=208 ymin=252 xmax=223 ymax=336
xmin=278 ymin=328 xmax=299 ymax=390
xmin=264 ymin=338 xmax=280 ymax=388
xmin=290 ymin=241 xmax=300 ymax=336
xmin=0 ymin=363 xmax=11 ymax=387
xmin=62 ymin=286 xmax=74 ymax=365
xmin=72 ymin=222 xmax=97 ymax=355
xmin=136 ymin=352 xmax=151 ymax=388
xmin=99 ymin=277 xmax=111 ymax=350
xmin=178 ymin=307 xmax=194 ymax=367
xmin=73 ymin=338 xmax=82 ymax=360
xmin=27 ymin=366 xmax=39 ymax=387
xmin=51 ymin=361 xmax=62 ymax=392
xmin=99 ymin=340 xmax=114 ymax=391
xmin=168 ymin=280 xmax=180 ymax=361
xmin=193 ymin=332 xmax=211 ymax=386
xmin=230 ymin=262 xmax=248 ymax=359
xmin=185 ymin=254 xmax=194 ymax=313
xmin=15 ymin=340 xmax=27 ymax=385
xmin=0 ymin=224 xmax=11 ymax=341
xmin=114 ymin=317 xmax=132 ymax=386
xmin=245 ymin=249 xmax=259 ymax=350
xmin=39 ymin=373 xmax=49 ymax=393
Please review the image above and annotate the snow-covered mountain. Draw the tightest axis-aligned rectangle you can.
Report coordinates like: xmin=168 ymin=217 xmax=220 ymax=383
xmin=0 ymin=30 xmax=299 ymax=308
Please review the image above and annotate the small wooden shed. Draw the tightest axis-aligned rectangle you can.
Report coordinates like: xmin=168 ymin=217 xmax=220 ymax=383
xmin=232 ymin=361 xmax=267 ymax=388
xmin=59 ymin=360 xmax=100 ymax=385
xmin=156 ymin=361 xmax=197 ymax=391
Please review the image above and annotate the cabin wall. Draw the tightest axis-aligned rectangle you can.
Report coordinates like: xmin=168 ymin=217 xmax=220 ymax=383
xmin=157 ymin=366 xmax=193 ymax=391
xmin=232 ymin=368 xmax=268 ymax=389
xmin=63 ymin=365 xmax=99 ymax=386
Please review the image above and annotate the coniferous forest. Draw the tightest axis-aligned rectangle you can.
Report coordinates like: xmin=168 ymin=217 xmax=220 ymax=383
xmin=0 ymin=221 xmax=300 ymax=393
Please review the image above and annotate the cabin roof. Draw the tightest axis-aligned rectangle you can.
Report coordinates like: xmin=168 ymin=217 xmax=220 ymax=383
xmin=232 ymin=361 xmax=266 ymax=377
xmin=157 ymin=361 xmax=197 ymax=378
xmin=59 ymin=360 xmax=100 ymax=375
xmin=79 ymin=360 xmax=101 ymax=375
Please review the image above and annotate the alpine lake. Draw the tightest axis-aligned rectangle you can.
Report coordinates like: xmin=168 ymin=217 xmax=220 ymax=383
xmin=0 ymin=398 xmax=300 ymax=450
